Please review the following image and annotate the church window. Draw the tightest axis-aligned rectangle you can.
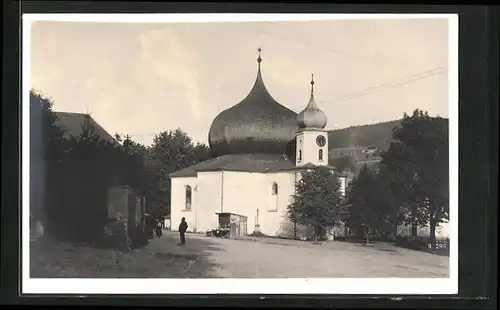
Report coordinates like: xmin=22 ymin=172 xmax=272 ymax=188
xmin=185 ymin=185 xmax=192 ymax=210
xmin=319 ymin=149 xmax=324 ymax=161
xmin=271 ymin=182 xmax=278 ymax=195
xmin=298 ymin=150 xmax=302 ymax=161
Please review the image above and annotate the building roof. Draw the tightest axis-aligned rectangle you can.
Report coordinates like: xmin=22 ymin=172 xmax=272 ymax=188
xmin=54 ymin=112 xmax=118 ymax=145
xmin=208 ymin=49 xmax=299 ymax=157
xmin=169 ymin=154 xmax=353 ymax=178
xmin=169 ymin=153 xmax=296 ymax=178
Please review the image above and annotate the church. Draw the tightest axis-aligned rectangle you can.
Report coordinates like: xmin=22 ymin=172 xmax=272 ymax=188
xmin=170 ymin=49 xmax=348 ymax=237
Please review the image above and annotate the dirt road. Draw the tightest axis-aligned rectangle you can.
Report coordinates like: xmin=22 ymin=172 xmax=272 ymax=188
xmin=30 ymin=231 xmax=448 ymax=278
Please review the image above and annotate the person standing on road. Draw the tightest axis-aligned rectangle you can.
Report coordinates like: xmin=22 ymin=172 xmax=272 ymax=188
xmin=179 ymin=217 xmax=188 ymax=245
xmin=155 ymin=219 xmax=163 ymax=238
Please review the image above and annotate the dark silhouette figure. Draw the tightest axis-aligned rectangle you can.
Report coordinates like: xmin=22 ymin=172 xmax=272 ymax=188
xmin=179 ymin=217 xmax=188 ymax=245
xmin=155 ymin=219 xmax=162 ymax=238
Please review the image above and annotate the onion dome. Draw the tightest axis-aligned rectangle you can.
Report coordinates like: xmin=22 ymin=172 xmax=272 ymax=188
xmin=208 ymin=48 xmax=299 ymax=157
xmin=297 ymin=74 xmax=328 ymax=129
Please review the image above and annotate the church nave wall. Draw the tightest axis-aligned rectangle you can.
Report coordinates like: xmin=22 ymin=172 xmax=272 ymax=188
xmin=260 ymin=172 xmax=296 ymax=236
xmin=221 ymin=171 xmax=265 ymax=235
xmin=170 ymin=177 xmax=197 ymax=232
xmin=196 ymin=171 xmax=223 ymax=232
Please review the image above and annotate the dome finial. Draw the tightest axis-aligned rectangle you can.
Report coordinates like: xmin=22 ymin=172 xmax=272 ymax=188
xmin=296 ymin=74 xmax=327 ymax=130
xmin=257 ymin=47 xmax=262 ymax=65
xmin=310 ymin=73 xmax=315 ymax=95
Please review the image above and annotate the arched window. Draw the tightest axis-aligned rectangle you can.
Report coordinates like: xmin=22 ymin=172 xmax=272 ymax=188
xmin=271 ymin=182 xmax=278 ymax=195
xmin=319 ymin=149 xmax=324 ymax=161
xmin=185 ymin=185 xmax=192 ymax=210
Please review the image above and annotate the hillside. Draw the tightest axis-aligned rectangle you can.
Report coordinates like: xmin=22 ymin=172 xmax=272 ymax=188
xmin=328 ymin=120 xmax=402 ymax=150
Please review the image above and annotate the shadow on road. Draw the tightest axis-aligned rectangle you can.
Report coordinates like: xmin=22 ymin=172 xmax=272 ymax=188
xmin=29 ymin=232 xmax=225 ymax=278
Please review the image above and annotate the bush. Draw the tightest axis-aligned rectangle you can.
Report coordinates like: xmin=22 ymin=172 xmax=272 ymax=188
xmin=395 ymin=236 xmax=429 ymax=250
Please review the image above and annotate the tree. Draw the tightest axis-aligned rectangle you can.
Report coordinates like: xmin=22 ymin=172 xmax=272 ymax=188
xmin=380 ymin=109 xmax=449 ymax=248
xmin=29 ymin=90 xmax=65 ymax=234
xmin=148 ymin=128 xmax=211 ymax=215
xmin=345 ymin=166 xmax=394 ymax=243
xmin=287 ymin=166 xmax=342 ymax=242
xmin=118 ymin=134 xmax=149 ymax=196
xmin=59 ymin=117 xmax=125 ymax=241
xmin=330 ymin=155 xmax=357 ymax=173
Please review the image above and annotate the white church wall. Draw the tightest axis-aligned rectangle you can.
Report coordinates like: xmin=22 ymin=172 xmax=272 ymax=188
xmin=170 ymin=177 xmax=197 ymax=232
xmin=196 ymin=171 xmax=222 ymax=232
xmin=221 ymin=171 xmax=265 ymax=235
xmin=263 ymin=172 xmax=296 ymax=236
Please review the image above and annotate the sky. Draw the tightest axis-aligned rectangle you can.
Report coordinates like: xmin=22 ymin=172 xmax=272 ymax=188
xmin=30 ymin=17 xmax=450 ymax=146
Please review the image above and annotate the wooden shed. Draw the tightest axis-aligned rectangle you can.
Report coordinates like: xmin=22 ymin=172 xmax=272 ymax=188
xmin=215 ymin=212 xmax=248 ymax=239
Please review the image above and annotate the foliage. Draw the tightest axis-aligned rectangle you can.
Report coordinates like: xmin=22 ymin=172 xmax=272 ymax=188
xmin=115 ymin=134 xmax=149 ymax=196
xmin=148 ymin=128 xmax=211 ymax=215
xmin=344 ymin=166 xmax=395 ymax=243
xmin=30 ymin=90 xmax=209 ymax=244
xmin=380 ymin=109 xmax=449 ymax=248
xmin=287 ymin=166 xmax=342 ymax=241
xmin=55 ymin=118 xmax=124 ymax=242
xmin=29 ymin=90 xmax=65 ymax=229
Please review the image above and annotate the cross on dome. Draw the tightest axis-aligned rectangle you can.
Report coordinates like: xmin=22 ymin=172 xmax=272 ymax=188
xmin=311 ymin=73 xmax=315 ymax=94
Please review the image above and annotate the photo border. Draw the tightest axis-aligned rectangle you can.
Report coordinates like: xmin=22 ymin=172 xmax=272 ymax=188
xmin=2 ymin=1 xmax=497 ymax=307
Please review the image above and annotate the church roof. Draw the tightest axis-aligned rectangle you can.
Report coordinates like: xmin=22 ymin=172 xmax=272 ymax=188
xmin=169 ymin=153 xmax=296 ymax=178
xmin=278 ymin=163 xmax=350 ymax=177
xmin=208 ymin=49 xmax=299 ymax=157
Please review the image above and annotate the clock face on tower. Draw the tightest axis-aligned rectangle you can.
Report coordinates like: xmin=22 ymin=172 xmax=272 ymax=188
xmin=316 ymin=135 xmax=326 ymax=147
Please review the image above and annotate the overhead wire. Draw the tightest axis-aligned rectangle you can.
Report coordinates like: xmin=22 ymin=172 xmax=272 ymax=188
xmin=116 ymin=25 xmax=449 ymax=140
xmin=318 ymin=66 xmax=448 ymax=106
xmin=255 ymin=24 xmax=411 ymax=69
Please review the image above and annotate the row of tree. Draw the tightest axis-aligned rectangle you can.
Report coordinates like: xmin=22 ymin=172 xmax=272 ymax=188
xmin=30 ymin=90 xmax=210 ymax=242
xmin=287 ymin=109 xmax=449 ymax=249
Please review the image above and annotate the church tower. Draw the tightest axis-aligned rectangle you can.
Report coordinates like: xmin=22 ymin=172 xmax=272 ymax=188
xmin=295 ymin=75 xmax=328 ymax=166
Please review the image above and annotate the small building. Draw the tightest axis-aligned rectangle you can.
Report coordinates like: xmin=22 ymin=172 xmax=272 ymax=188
xmin=216 ymin=212 xmax=248 ymax=239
